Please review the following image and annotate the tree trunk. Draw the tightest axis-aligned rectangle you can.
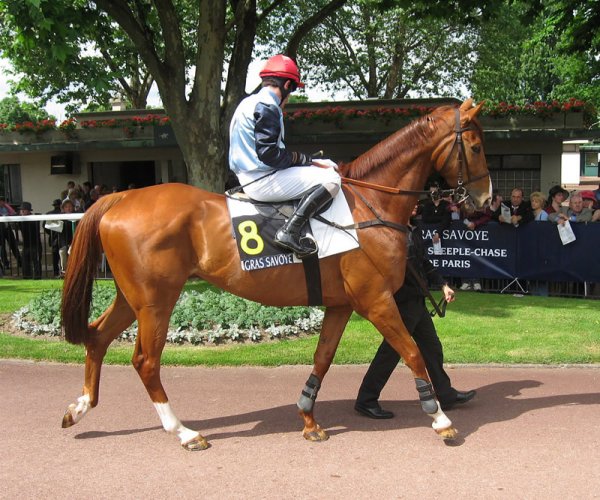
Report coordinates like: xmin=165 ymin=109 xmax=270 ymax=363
xmin=176 ymin=123 xmax=227 ymax=192
xmin=96 ymin=0 xmax=347 ymax=193
xmin=165 ymin=93 xmax=227 ymax=193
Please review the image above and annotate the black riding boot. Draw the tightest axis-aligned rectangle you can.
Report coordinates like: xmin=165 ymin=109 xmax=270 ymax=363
xmin=275 ymin=186 xmax=334 ymax=258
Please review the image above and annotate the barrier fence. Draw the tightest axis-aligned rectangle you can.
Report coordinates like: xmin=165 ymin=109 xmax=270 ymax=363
xmin=1 ymin=215 xmax=599 ymax=298
xmin=0 ymin=213 xmax=114 ymax=280
xmin=420 ymin=220 xmax=600 ymax=298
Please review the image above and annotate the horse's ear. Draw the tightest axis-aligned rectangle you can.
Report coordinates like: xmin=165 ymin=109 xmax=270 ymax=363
xmin=470 ymin=100 xmax=485 ymax=117
xmin=461 ymin=99 xmax=485 ymax=127
xmin=460 ymin=98 xmax=474 ymax=111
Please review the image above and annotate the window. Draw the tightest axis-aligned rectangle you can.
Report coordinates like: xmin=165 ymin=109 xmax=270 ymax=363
xmin=0 ymin=164 xmax=22 ymax=205
xmin=486 ymin=154 xmax=541 ymax=197
xmin=581 ymin=150 xmax=599 ymax=177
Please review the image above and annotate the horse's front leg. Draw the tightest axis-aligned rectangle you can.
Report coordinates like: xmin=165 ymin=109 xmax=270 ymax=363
xmin=366 ymin=300 xmax=457 ymax=440
xmin=297 ymin=305 xmax=353 ymax=441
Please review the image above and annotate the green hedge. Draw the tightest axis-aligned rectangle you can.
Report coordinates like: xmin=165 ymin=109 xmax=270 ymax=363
xmin=13 ymin=286 xmax=324 ymax=345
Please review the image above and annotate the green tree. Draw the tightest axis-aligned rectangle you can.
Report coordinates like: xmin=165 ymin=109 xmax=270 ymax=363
xmin=261 ymin=0 xmax=500 ymax=100
xmin=470 ymin=3 xmax=529 ymax=102
xmin=471 ymin=1 xmax=599 ymax=114
xmin=279 ymin=1 xmax=478 ymax=99
xmin=522 ymin=0 xmax=600 ymax=56
xmin=0 ymin=2 xmax=154 ymax=112
xmin=533 ymin=0 xmax=600 ymax=114
xmin=551 ymin=54 xmax=600 ymax=113
xmin=0 ymin=96 xmax=51 ymax=125
xmin=1 ymin=0 xmax=347 ymax=191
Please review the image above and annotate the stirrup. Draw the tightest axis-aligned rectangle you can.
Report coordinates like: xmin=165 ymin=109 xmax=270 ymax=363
xmin=274 ymin=232 xmax=317 ymax=258
xmin=295 ymin=235 xmax=318 ymax=258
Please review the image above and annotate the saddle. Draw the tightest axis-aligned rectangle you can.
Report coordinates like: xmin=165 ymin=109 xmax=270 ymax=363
xmin=227 ymin=191 xmax=333 ymax=222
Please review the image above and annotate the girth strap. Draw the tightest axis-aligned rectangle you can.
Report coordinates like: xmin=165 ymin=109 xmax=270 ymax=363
xmin=301 ymin=253 xmax=323 ymax=306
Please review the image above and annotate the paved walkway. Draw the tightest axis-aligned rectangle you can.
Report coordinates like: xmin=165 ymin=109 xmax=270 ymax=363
xmin=1 ymin=360 xmax=599 ymax=499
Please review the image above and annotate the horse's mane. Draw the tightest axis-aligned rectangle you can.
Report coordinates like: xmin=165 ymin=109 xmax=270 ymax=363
xmin=339 ymin=107 xmax=450 ymax=180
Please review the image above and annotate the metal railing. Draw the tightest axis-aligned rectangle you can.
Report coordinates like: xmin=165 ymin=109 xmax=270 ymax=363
xmin=0 ymin=214 xmax=111 ymax=280
xmin=445 ymin=277 xmax=599 ymax=299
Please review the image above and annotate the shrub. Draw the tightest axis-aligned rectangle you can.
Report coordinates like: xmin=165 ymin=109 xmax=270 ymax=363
xmin=12 ymin=286 xmax=324 ymax=345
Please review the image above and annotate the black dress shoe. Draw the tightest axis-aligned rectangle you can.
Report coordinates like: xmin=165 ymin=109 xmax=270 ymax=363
xmin=440 ymin=390 xmax=476 ymax=411
xmin=354 ymin=403 xmax=394 ymax=419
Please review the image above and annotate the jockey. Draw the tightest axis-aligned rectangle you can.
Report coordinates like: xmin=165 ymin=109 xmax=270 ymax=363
xmin=229 ymin=54 xmax=341 ymax=258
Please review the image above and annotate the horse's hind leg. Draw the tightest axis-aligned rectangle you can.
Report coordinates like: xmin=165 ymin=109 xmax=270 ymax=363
xmin=297 ymin=305 xmax=353 ymax=441
xmin=62 ymin=286 xmax=135 ymax=428
xmin=132 ymin=305 xmax=208 ymax=451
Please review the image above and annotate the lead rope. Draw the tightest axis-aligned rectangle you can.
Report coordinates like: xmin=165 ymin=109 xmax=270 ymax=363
xmin=405 ymin=260 xmax=448 ymax=318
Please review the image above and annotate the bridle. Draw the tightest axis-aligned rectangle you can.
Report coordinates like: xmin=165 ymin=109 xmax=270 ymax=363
xmin=434 ymin=107 xmax=489 ymax=204
xmin=340 ymin=106 xmax=489 ymax=205
xmin=337 ymin=107 xmax=489 ymax=317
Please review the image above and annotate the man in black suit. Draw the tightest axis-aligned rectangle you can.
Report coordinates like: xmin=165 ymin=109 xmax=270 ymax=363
xmin=354 ymin=205 xmax=476 ymax=419
xmin=45 ymin=199 xmax=62 ymax=277
xmin=18 ymin=202 xmax=42 ymax=279
xmin=492 ymin=187 xmax=533 ymax=226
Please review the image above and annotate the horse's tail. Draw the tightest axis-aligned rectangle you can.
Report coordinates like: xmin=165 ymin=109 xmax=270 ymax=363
xmin=61 ymin=194 xmax=126 ymax=345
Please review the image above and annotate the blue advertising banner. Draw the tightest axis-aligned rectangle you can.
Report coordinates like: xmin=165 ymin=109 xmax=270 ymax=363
xmin=516 ymin=222 xmax=600 ymax=282
xmin=420 ymin=222 xmax=517 ymax=279
xmin=420 ymin=221 xmax=600 ymax=282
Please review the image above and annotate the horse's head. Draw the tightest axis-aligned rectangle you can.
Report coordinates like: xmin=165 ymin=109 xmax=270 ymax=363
xmin=430 ymin=99 xmax=492 ymax=209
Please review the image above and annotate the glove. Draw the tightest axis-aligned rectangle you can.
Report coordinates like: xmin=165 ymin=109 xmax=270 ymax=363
xmin=291 ymin=151 xmax=312 ymax=166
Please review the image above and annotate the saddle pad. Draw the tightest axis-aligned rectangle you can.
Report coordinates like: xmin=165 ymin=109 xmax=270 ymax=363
xmin=227 ymin=190 xmax=359 ymax=270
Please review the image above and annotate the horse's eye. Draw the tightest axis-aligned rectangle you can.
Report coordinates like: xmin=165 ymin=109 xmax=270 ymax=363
xmin=471 ymin=145 xmax=481 ymax=153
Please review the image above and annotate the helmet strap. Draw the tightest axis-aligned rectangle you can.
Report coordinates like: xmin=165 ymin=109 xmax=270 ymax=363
xmin=278 ymin=79 xmax=296 ymax=102
xmin=261 ymin=76 xmax=296 ymax=103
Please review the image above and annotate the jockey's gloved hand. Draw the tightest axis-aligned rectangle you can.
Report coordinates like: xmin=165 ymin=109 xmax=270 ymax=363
xmin=291 ymin=152 xmax=312 ymax=166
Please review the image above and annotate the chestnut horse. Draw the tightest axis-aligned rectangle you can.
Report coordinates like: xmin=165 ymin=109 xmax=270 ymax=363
xmin=61 ymin=99 xmax=491 ymax=450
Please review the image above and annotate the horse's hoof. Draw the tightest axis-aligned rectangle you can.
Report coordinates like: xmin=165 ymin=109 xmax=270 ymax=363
xmin=303 ymin=427 xmax=329 ymax=442
xmin=182 ymin=435 xmax=209 ymax=451
xmin=436 ymin=426 xmax=458 ymax=440
xmin=61 ymin=408 xmax=75 ymax=428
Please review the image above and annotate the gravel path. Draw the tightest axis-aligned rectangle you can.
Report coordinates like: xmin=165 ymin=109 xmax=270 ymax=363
xmin=1 ymin=360 xmax=599 ymax=499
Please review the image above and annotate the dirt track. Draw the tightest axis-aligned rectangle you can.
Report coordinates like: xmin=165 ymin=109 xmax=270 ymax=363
xmin=1 ymin=360 xmax=599 ymax=499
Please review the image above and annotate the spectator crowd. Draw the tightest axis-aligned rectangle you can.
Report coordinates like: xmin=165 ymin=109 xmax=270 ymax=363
xmin=2 ymin=179 xmax=600 ymax=283
xmin=0 ymin=180 xmax=136 ymax=278
xmin=415 ymin=181 xmax=600 ymax=291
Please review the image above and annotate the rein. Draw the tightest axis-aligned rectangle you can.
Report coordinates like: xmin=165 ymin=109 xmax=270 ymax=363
xmin=340 ymin=176 xmax=428 ymax=196
xmin=405 ymin=260 xmax=448 ymax=318
xmin=334 ymin=106 xmax=488 ymax=235
xmin=340 ymin=107 xmax=488 ymax=204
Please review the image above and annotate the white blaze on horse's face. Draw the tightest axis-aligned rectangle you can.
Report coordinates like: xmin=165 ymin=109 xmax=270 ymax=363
xmin=464 ymin=133 xmax=492 ymax=208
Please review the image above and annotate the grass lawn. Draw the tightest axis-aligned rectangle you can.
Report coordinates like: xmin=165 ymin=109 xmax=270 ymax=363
xmin=1 ymin=278 xmax=598 ymax=365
